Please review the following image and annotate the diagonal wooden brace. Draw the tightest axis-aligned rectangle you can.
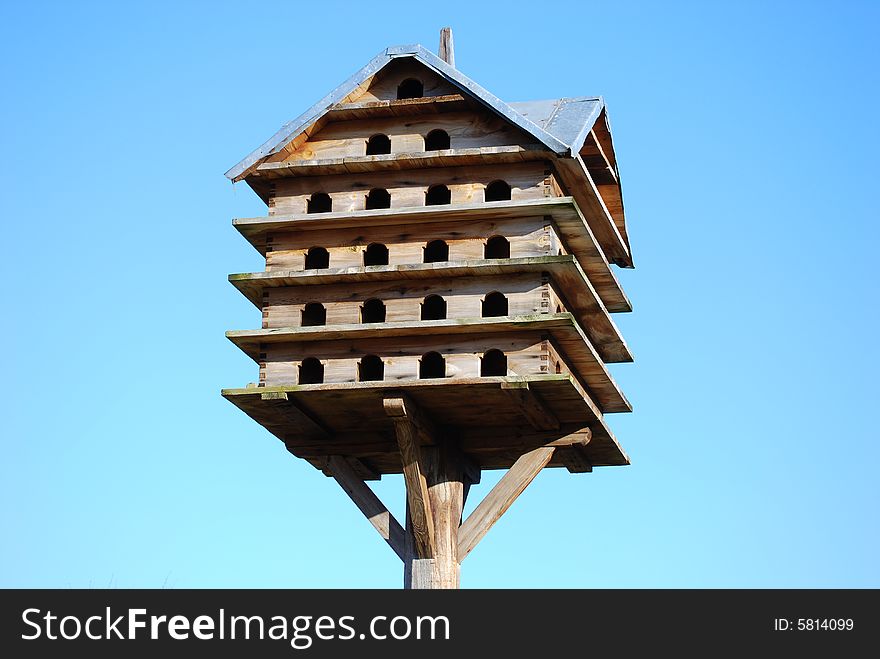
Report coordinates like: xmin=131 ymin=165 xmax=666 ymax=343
xmin=261 ymin=391 xmax=330 ymax=439
xmin=457 ymin=446 xmax=556 ymax=561
xmin=384 ymin=393 xmax=436 ymax=559
xmin=326 ymin=455 xmax=406 ymax=561
xmin=500 ymin=380 xmax=560 ymax=431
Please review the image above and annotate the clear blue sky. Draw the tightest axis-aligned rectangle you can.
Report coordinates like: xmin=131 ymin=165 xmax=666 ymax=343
xmin=1 ymin=0 xmax=877 ymax=588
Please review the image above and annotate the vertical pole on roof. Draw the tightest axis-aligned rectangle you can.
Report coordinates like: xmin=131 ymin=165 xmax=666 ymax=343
xmin=439 ymin=27 xmax=455 ymax=67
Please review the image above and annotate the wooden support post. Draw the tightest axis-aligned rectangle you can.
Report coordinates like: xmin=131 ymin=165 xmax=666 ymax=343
xmin=458 ymin=446 xmax=555 ymax=561
xmin=326 ymin=456 xmax=406 ymax=561
xmin=385 ymin=393 xmax=467 ymax=589
xmin=384 ymin=393 xmax=559 ymax=585
xmin=385 ymin=395 xmax=436 ymax=559
xmin=427 ymin=442 xmax=464 ymax=587
xmin=404 ymin=441 xmax=465 ymax=589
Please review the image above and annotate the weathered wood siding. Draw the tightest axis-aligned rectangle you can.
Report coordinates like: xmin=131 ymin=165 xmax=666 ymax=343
xmin=344 ymin=58 xmax=459 ymax=103
xmin=267 ymin=162 xmax=556 ymax=215
xmin=259 ymin=331 xmax=561 ymax=386
xmin=264 ymin=217 xmax=563 ymax=272
xmin=261 ymin=273 xmax=555 ymax=328
xmin=272 ymin=111 xmax=538 ymax=163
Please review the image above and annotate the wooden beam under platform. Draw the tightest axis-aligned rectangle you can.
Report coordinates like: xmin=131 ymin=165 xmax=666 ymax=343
xmin=222 ymin=374 xmax=629 ymax=475
xmin=500 ymin=380 xmax=559 ymax=430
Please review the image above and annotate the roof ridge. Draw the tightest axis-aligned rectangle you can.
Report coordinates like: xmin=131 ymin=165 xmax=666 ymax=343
xmin=543 ymin=100 xmax=565 ymax=129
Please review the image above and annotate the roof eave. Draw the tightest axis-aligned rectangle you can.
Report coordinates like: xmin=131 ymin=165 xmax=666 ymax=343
xmin=224 ymin=47 xmax=395 ymax=182
xmin=566 ymin=96 xmax=606 ymax=156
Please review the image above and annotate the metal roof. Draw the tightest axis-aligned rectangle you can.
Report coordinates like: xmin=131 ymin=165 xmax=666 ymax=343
xmin=509 ymin=97 xmax=604 ymax=156
xmin=225 ymin=45 xmax=603 ymax=182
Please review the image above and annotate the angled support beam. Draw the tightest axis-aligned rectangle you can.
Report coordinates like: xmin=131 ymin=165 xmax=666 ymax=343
xmin=285 ymin=427 xmax=592 ymax=458
xmin=501 ymin=381 xmax=560 ymax=431
xmin=384 ymin=394 xmax=436 ymax=559
xmin=458 ymin=446 xmax=556 ymax=562
xmin=260 ymin=391 xmax=329 ymax=439
xmin=326 ymin=456 xmax=406 ymax=561
xmin=320 ymin=455 xmax=380 ymax=481
xmin=546 ymin=428 xmax=591 ymax=448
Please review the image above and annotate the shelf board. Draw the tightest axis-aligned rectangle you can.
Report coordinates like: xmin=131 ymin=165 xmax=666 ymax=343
xmin=233 ymin=197 xmax=630 ymax=312
xmin=324 ymin=94 xmax=471 ymax=121
xmin=226 ymin=313 xmax=631 ymax=414
xmin=229 ymin=255 xmax=632 ymax=363
xmin=253 ymin=144 xmax=551 ymax=178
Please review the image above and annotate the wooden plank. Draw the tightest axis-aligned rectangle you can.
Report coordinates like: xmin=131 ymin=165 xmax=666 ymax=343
xmin=589 ymin=109 xmax=629 ymax=249
xmin=341 ymin=456 xmax=380 ymax=481
xmin=458 ymin=446 xmax=556 ymax=561
xmin=262 ymin=271 xmax=547 ymax=329
xmin=325 ymin=94 xmax=468 ymax=121
xmin=553 ymin=156 xmax=631 ymax=267
xmin=227 ymin=314 xmax=631 ymax=413
xmin=232 ymin=197 xmax=630 ymax=313
xmin=221 ymin=374 xmax=630 ymax=470
xmin=500 ymin=380 xmax=560 ymax=430
xmin=236 ymin=255 xmax=631 ymax=360
xmin=439 ymin=27 xmax=455 ymax=67
xmin=343 ymin=57 xmax=459 ymax=105
xmin=259 ymin=391 xmax=329 ymax=439
xmin=236 ymin=197 xmax=574 ymax=241
xmin=253 ymin=145 xmax=551 ymax=178
xmin=276 ymin=110 xmax=536 ymax=163
xmin=291 ymin=427 xmax=591 ymax=459
xmin=241 ymin=378 xmax=608 ymax=438
xmin=266 ymin=161 xmax=549 ymax=214
xmin=384 ymin=396 xmax=435 ymax=558
xmin=592 ymin=110 xmax=618 ymax=170
xmin=230 ymin=314 xmax=575 ymax=353
xmin=579 ymin=130 xmax=618 ymax=185
xmin=265 ymin=217 xmax=552 ymax=270
xmin=326 ymin=455 xmax=406 ymax=560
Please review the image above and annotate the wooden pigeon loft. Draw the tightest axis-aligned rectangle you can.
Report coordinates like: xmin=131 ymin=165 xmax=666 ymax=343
xmin=222 ymin=29 xmax=635 ymax=588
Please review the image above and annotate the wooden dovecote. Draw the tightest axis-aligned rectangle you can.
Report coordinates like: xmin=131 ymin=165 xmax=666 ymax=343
xmin=223 ymin=31 xmax=635 ymax=588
